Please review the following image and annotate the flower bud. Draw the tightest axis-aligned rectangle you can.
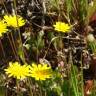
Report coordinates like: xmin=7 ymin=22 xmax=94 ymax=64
xmin=87 ymin=34 xmax=95 ymax=42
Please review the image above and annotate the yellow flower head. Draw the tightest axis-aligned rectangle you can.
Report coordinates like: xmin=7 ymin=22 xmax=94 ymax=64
xmin=29 ymin=63 xmax=52 ymax=81
xmin=4 ymin=62 xmax=30 ymax=80
xmin=53 ymin=21 xmax=71 ymax=33
xmin=0 ymin=20 xmax=8 ymax=37
xmin=4 ymin=15 xmax=25 ymax=28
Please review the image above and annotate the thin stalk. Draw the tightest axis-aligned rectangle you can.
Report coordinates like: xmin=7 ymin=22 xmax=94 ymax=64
xmin=44 ymin=90 xmax=47 ymax=96
xmin=7 ymin=33 xmax=19 ymax=61
xmin=1 ymin=0 xmax=8 ymax=14
xmin=0 ymin=39 xmax=6 ymax=59
xmin=71 ymin=73 xmax=78 ymax=96
xmin=71 ymin=62 xmax=79 ymax=96
xmin=69 ymin=50 xmax=79 ymax=96
xmin=36 ymin=45 xmax=39 ymax=63
xmin=72 ymin=0 xmax=77 ymax=14
xmin=5 ymin=86 xmax=7 ymax=96
xmin=39 ymin=81 xmax=43 ymax=96
xmin=40 ymin=0 xmax=46 ymax=62
xmin=43 ymin=41 xmax=52 ymax=59
xmin=40 ymin=87 xmax=42 ymax=96
xmin=16 ymin=80 xmax=23 ymax=96
xmin=67 ymin=50 xmax=71 ymax=96
xmin=66 ymin=0 xmax=72 ymax=23
xmin=16 ymin=80 xmax=19 ymax=96
xmin=27 ymin=78 xmax=33 ymax=96
xmin=13 ymin=0 xmax=25 ymax=63
xmin=80 ymin=52 xmax=84 ymax=96
xmin=9 ymin=33 xmax=20 ymax=61
xmin=43 ymin=36 xmax=59 ymax=59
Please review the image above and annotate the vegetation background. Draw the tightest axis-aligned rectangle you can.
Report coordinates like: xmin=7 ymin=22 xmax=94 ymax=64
xmin=0 ymin=0 xmax=96 ymax=96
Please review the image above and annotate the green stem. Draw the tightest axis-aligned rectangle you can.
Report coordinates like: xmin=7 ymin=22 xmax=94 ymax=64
xmin=71 ymin=64 xmax=79 ymax=96
xmin=10 ymin=33 xmax=20 ymax=61
xmin=44 ymin=90 xmax=47 ymax=96
xmin=80 ymin=52 xmax=84 ymax=96
xmin=7 ymin=33 xmax=19 ymax=61
xmin=0 ymin=39 xmax=6 ymax=59
xmin=71 ymin=73 xmax=78 ymax=96
xmin=69 ymin=51 xmax=79 ymax=96
xmin=2 ymin=0 xmax=8 ymax=14
xmin=40 ymin=84 xmax=42 ymax=96
xmin=13 ymin=0 xmax=25 ymax=63
xmin=38 ymin=81 xmax=43 ymax=96
xmin=16 ymin=80 xmax=19 ymax=96
xmin=27 ymin=78 xmax=33 ymax=96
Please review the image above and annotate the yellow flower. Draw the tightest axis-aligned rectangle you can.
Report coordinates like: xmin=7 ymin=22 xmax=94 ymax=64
xmin=29 ymin=63 xmax=52 ymax=80
xmin=4 ymin=62 xmax=30 ymax=80
xmin=4 ymin=15 xmax=25 ymax=28
xmin=53 ymin=21 xmax=71 ymax=33
xmin=0 ymin=20 xmax=8 ymax=37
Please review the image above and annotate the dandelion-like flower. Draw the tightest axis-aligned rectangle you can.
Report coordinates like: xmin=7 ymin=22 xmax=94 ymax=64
xmin=4 ymin=15 xmax=25 ymax=28
xmin=4 ymin=62 xmax=30 ymax=80
xmin=0 ymin=20 xmax=8 ymax=37
xmin=29 ymin=63 xmax=52 ymax=80
xmin=53 ymin=21 xmax=71 ymax=33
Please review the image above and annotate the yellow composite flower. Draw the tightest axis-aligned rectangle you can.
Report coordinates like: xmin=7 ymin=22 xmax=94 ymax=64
xmin=4 ymin=62 xmax=30 ymax=80
xmin=4 ymin=15 xmax=25 ymax=28
xmin=0 ymin=20 xmax=8 ymax=37
xmin=29 ymin=63 xmax=52 ymax=80
xmin=53 ymin=21 xmax=71 ymax=33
